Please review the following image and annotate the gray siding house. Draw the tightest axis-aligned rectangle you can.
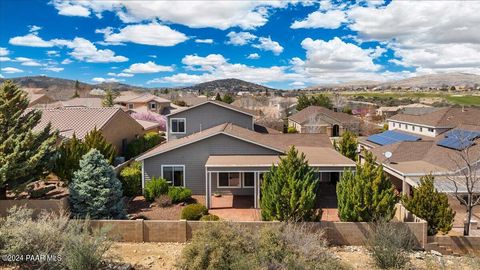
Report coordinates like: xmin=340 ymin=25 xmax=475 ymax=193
xmin=137 ymin=121 xmax=355 ymax=209
xmin=166 ymin=100 xmax=255 ymax=140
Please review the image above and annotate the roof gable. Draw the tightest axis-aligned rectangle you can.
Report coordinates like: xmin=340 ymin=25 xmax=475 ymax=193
xmin=167 ymin=100 xmax=255 ymax=117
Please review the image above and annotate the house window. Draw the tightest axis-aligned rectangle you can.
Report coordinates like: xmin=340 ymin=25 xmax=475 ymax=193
xmin=243 ymin=172 xmax=254 ymax=187
xmin=411 ymin=125 xmax=414 ymax=131
xmin=420 ymin=127 xmax=423 ymax=132
xmin=392 ymin=123 xmax=396 ymax=127
xmin=127 ymin=103 xmax=134 ymax=109
xmin=218 ymin=172 xmax=241 ymax=188
xmin=149 ymin=102 xmax=157 ymax=110
xmin=162 ymin=165 xmax=184 ymax=186
xmin=170 ymin=118 xmax=186 ymax=134
xmin=428 ymin=128 xmax=434 ymax=132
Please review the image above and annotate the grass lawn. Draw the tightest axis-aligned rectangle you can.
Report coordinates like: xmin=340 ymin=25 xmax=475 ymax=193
xmin=342 ymin=92 xmax=480 ymax=106
xmin=445 ymin=95 xmax=480 ymax=106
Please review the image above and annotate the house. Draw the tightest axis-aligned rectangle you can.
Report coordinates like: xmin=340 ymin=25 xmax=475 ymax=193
xmin=61 ymin=97 xmax=103 ymax=108
xmin=288 ymin=106 xmax=361 ymax=136
xmin=115 ymin=93 xmax=171 ymax=115
xmin=136 ymin=101 xmax=356 ymax=209
xmin=34 ymin=107 xmax=147 ymax=155
xmin=360 ymin=107 xmax=480 ymax=196
xmin=376 ymin=103 xmax=435 ymax=118
xmin=165 ymin=100 xmax=256 ymax=140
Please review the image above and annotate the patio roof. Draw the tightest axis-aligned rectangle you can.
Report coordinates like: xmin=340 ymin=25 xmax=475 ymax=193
xmin=206 ymin=147 xmax=356 ymax=168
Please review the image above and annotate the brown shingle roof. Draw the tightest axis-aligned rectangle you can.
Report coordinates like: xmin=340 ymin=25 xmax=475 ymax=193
xmin=388 ymin=107 xmax=480 ymax=128
xmin=289 ymin=106 xmax=360 ymax=125
xmin=137 ymin=123 xmax=337 ymax=161
xmin=167 ymin=100 xmax=256 ymax=117
xmin=115 ymin=93 xmax=170 ymax=104
xmin=34 ymin=107 xmax=139 ymax=139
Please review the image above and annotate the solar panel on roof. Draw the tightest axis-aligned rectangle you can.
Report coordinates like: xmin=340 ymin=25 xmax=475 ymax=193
xmin=367 ymin=130 xmax=422 ymax=146
xmin=436 ymin=129 xmax=479 ymax=150
xmin=444 ymin=129 xmax=480 ymax=141
xmin=437 ymin=137 xmax=474 ymax=150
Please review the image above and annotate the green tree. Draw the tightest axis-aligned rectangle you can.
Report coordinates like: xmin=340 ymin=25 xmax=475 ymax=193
xmin=296 ymin=93 xmax=332 ymax=111
xmin=83 ymin=127 xmax=116 ymax=164
xmin=102 ymin=88 xmax=114 ymax=107
xmin=125 ymin=132 xmax=164 ymax=159
xmin=335 ymin=131 xmax=358 ymax=161
xmin=53 ymin=134 xmax=87 ymax=182
xmin=119 ymin=161 xmax=142 ymax=197
xmin=73 ymin=80 xmax=80 ymax=98
xmin=337 ymin=151 xmax=397 ymax=222
xmin=296 ymin=93 xmax=310 ymax=111
xmin=402 ymin=175 xmax=455 ymax=235
xmin=69 ymin=149 xmax=126 ymax=219
xmin=0 ymin=81 xmax=58 ymax=198
xmin=222 ymin=93 xmax=235 ymax=104
xmin=215 ymin=93 xmax=222 ymax=101
xmin=261 ymin=146 xmax=320 ymax=221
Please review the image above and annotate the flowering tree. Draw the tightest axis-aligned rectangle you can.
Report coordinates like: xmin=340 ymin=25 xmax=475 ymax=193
xmin=131 ymin=111 xmax=167 ymax=131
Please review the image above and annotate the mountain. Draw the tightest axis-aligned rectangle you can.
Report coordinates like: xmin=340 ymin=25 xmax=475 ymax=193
xmin=0 ymin=76 xmax=152 ymax=100
xmin=380 ymin=72 xmax=480 ymax=88
xmin=307 ymin=80 xmax=381 ymax=89
xmin=183 ymin=78 xmax=275 ymax=93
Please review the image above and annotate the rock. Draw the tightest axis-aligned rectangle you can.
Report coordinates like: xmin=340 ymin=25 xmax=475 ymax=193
xmin=133 ymin=250 xmax=137 ymax=253
xmin=430 ymin=250 xmax=443 ymax=257
xmin=414 ymin=252 xmax=426 ymax=260
xmin=150 ymin=203 xmax=158 ymax=207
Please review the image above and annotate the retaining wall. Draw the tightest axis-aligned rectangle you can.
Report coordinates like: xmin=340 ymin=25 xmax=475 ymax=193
xmin=432 ymin=235 xmax=480 ymax=255
xmin=0 ymin=198 xmax=69 ymax=217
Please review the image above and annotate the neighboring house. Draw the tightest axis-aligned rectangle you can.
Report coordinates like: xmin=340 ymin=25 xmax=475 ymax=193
xmin=27 ymin=93 xmax=55 ymax=107
xmin=376 ymin=103 xmax=436 ymax=118
xmin=34 ymin=107 xmax=147 ymax=155
xmin=288 ymin=106 xmax=361 ymax=136
xmin=115 ymin=93 xmax=171 ymax=115
xmin=359 ymin=107 xmax=480 ymax=196
xmin=61 ymin=97 xmax=103 ymax=108
xmin=136 ymin=123 xmax=355 ymax=208
xmin=166 ymin=100 xmax=256 ymax=140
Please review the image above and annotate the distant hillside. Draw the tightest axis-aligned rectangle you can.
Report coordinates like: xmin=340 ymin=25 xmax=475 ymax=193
xmin=0 ymin=76 xmax=151 ymax=100
xmin=308 ymin=80 xmax=381 ymax=89
xmin=380 ymin=72 xmax=480 ymax=88
xmin=183 ymin=78 xmax=275 ymax=93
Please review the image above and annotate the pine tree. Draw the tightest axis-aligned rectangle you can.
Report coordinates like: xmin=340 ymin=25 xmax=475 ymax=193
xmin=296 ymin=94 xmax=310 ymax=111
xmin=337 ymin=151 xmax=397 ymax=222
xmin=403 ymin=175 xmax=455 ymax=235
xmin=69 ymin=149 xmax=126 ymax=219
xmin=222 ymin=93 xmax=235 ymax=104
xmin=261 ymin=146 xmax=320 ymax=221
xmin=335 ymin=131 xmax=358 ymax=161
xmin=215 ymin=93 xmax=222 ymax=101
xmin=102 ymin=88 xmax=114 ymax=107
xmin=0 ymin=81 xmax=58 ymax=198
xmin=53 ymin=134 xmax=87 ymax=182
xmin=83 ymin=127 xmax=116 ymax=164
xmin=73 ymin=80 xmax=80 ymax=98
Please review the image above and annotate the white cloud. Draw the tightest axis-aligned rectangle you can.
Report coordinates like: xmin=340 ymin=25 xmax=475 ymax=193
xmin=347 ymin=1 xmax=480 ymax=74
xmin=50 ymin=1 xmax=301 ymax=30
xmin=123 ymin=61 xmax=173 ymax=73
xmin=43 ymin=67 xmax=64 ymax=72
xmin=1 ymin=67 xmax=23 ymax=74
xmin=253 ymin=37 xmax=284 ymax=55
xmin=61 ymin=59 xmax=73 ymax=64
xmin=0 ymin=57 xmax=11 ymax=62
xmin=149 ymin=53 xmax=297 ymax=85
xmin=0 ymin=74 xmax=3 ymax=78
xmin=92 ymin=77 xmax=120 ymax=83
xmin=96 ymin=23 xmax=188 ymax=46
xmin=9 ymin=33 xmax=53 ymax=47
xmin=0 ymin=47 xmax=9 ymax=56
xmin=108 ymin=72 xmax=134 ymax=77
xmin=29 ymin=25 xmax=42 ymax=32
xmin=46 ymin=50 xmax=60 ymax=57
xmin=369 ymin=46 xmax=386 ymax=59
xmin=247 ymin=53 xmax=260 ymax=59
xmin=51 ymin=0 xmax=91 ymax=17
xmin=195 ymin=39 xmax=214 ymax=44
xmin=15 ymin=57 xmax=42 ymax=66
xmin=226 ymin=31 xmax=257 ymax=46
xmin=290 ymin=81 xmax=306 ymax=87
xmin=53 ymin=37 xmax=128 ymax=63
xmin=291 ymin=10 xmax=347 ymax=29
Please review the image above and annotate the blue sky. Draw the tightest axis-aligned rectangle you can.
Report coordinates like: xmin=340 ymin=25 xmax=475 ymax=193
xmin=1 ymin=0 xmax=479 ymax=89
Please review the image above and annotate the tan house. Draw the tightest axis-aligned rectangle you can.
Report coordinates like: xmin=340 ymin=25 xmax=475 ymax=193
xmin=34 ymin=107 xmax=147 ymax=155
xmin=288 ymin=106 xmax=361 ymax=136
xmin=115 ymin=93 xmax=171 ymax=115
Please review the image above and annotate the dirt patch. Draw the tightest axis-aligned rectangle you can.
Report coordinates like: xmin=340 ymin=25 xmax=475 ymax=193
xmin=107 ymin=243 xmax=480 ymax=270
xmin=127 ymin=196 xmax=202 ymax=220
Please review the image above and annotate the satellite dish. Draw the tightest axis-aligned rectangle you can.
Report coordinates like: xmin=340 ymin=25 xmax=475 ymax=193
xmin=384 ymin=151 xmax=393 ymax=159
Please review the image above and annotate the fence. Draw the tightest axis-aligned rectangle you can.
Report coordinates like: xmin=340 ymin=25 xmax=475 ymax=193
xmin=431 ymin=235 xmax=480 ymax=255
xmin=0 ymin=198 xmax=69 ymax=217
xmin=90 ymin=219 xmax=428 ymax=248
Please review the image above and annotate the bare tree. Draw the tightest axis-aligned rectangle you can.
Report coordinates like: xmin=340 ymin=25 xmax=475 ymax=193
xmin=446 ymin=133 xmax=480 ymax=236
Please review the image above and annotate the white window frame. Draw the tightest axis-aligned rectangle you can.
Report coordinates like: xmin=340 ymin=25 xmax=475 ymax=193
xmin=127 ymin=103 xmax=134 ymax=109
xmin=149 ymin=102 xmax=157 ymax=110
xmin=242 ymin=172 xmax=255 ymax=188
xmin=428 ymin=128 xmax=434 ymax=132
xmin=170 ymin=118 xmax=186 ymax=134
xmin=161 ymin=165 xmax=186 ymax=187
xmin=217 ymin=172 xmax=241 ymax=188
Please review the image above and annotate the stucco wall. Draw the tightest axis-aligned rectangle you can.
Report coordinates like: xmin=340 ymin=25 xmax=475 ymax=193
xmin=101 ymin=111 xmax=146 ymax=155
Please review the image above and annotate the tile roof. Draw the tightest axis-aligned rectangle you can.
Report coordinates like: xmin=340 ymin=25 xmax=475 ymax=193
xmin=135 ymin=119 xmax=160 ymax=131
xmin=115 ymin=93 xmax=170 ymax=104
xmin=167 ymin=100 xmax=256 ymax=117
xmin=388 ymin=107 xmax=480 ymax=128
xmin=288 ymin=106 xmax=360 ymax=125
xmin=34 ymin=107 xmax=137 ymax=139
xmin=62 ymin=97 xmax=103 ymax=108
xmin=137 ymin=122 xmax=336 ymax=161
